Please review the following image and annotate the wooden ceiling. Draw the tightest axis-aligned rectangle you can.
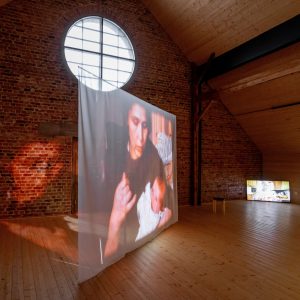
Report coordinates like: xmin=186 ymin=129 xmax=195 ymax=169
xmin=141 ymin=0 xmax=300 ymax=64
xmin=142 ymin=0 xmax=300 ymax=156
xmin=209 ymin=42 xmax=300 ymax=155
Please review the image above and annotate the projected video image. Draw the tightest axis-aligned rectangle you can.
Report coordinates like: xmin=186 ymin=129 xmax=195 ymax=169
xmin=104 ymin=101 xmax=176 ymax=254
xmin=78 ymin=80 xmax=177 ymax=281
xmin=246 ymin=180 xmax=290 ymax=202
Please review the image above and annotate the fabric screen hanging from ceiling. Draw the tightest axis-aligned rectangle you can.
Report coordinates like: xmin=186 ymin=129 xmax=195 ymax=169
xmin=78 ymin=77 xmax=177 ymax=282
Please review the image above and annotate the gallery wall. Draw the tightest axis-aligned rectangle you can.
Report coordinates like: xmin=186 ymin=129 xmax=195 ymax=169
xmin=0 ymin=0 xmax=264 ymax=217
xmin=200 ymin=91 xmax=262 ymax=202
xmin=0 ymin=0 xmax=191 ymax=217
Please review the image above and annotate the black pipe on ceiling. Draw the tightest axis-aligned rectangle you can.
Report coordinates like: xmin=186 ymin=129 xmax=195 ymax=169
xmin=197 ymin=14 xmax=300 ymax=80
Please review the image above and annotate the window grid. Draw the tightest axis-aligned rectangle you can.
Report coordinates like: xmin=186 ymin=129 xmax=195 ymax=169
xmin=64 ymin=16 xmax=135 ymax=91
xmin=100 ymin=17 xmax=103 ymax=91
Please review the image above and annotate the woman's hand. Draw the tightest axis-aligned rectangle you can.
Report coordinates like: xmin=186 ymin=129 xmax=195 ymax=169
xmin=111 ymin=172 xmax=137 ymax=226
xmin=104 ymin=173 xmax=137 ymax=257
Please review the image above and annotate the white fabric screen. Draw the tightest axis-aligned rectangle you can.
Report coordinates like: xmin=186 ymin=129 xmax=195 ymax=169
xmin=78 ymin=78 xmax=177 ymax=282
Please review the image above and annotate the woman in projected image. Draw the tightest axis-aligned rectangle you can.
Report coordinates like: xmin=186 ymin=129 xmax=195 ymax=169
xmin=104 ymin=101 xmax=172 ymax=258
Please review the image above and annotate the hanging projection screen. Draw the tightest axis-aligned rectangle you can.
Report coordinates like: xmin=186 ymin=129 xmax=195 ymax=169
xmin=78 ymin=81 xmax=178 ymax=282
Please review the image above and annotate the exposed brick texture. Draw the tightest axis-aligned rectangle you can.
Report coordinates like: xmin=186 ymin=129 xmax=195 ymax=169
xmin=0 ymin=0 xmax=192 ymax=217
xmin=0 ymin=0 xmax=263 ymax=218
xmin=200 ymin=91 xmax=262 ymax=202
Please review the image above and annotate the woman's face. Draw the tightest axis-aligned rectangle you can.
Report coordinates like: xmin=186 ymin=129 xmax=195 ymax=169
xmin=128 ymin=103 xmax=148 ymax=160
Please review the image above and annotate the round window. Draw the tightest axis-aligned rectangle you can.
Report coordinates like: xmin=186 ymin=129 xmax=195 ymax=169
xmin=64 ymin=16 xmax=135 ymax=91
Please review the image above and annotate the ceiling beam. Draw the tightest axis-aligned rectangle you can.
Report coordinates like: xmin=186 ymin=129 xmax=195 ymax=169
xmin=198 ymin=15 xmax=300 ymax=80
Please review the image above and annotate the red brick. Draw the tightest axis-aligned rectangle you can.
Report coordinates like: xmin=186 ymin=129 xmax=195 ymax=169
xmin=0 ymin=0 xmax=192 ymax=217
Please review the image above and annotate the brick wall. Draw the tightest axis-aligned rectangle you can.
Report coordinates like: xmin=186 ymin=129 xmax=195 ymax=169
xmin=201 ymin=91 xmax=262 ymax=202
xmin=0 ymin=0 xmax=192 ymax=217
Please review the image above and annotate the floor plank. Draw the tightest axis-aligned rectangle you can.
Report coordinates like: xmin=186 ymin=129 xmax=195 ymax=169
xmin=1 ymin=200 xmax=300 ymax=299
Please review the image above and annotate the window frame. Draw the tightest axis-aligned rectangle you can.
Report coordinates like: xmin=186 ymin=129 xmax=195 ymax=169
xmin=64 ymin=16 xmax=135 ymax=91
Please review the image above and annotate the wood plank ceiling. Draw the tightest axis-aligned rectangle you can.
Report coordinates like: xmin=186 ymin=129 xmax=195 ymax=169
xmin=142 ymin=0 xmax=300 ymax=155
xmin=209 ymin=42 xmax=300 ymax=155
xmin=141 ymin=0 xmax=300 ymax=64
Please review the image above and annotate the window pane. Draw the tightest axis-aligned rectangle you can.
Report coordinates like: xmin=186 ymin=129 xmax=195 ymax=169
xmin=118 ymin=71 xmax=131 ymax=83
xmin=65 ymin=37 xmax=82 ymax=49
xmin=83 ymin=28 xmax=100 ymax=43
xmin=82 ymin=52 xmax=100 ymax=66
xmin=103 ymin=20 xmax=118 ymax=35
xmin=103 ymin=56 xmax=118 ymax=69
xmin=118 ymin=59 xmax=134 ymax=72
xmin=80 ymin=64 xmax=100 ymax=78
xmin=75 ymin=20 xmax=83 ymax=27
xmin=82 ymin=40 xmax=100 ymax=53
xmin=68 ymin=26 xmax=82 ymax=39
xmin=119 ymin=48 xmax=133 ymax=59
xmin=103 ymin=44 xmax=118 ymax=56
xmin=103 ymin=68 xmax=118 ymax=81
xmin=83 ymin=18 xmax=101 ymax=31
xmin=119 ymin=36 xmax=130 ymax=49
xmin=65 ymin=48 xmax=82 ymax=64
xmin=103 ymin=33 xmax=118 ymax=47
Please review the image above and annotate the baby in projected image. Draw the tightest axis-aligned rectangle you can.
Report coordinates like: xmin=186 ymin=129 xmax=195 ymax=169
xmin=135 ymin=176 xmax=172 ymax=241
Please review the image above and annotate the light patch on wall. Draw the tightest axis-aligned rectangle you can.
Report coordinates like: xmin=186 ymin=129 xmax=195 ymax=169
xmin=10 ymin=141 xmax=64 ymax=202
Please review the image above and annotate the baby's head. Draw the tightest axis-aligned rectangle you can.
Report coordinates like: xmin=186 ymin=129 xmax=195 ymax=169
xmin=150 ymin=176 xmax=166 ymax=213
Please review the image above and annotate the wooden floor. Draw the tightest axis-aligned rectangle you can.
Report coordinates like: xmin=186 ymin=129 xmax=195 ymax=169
xmin=1 ymin=200 xmax=300 ymax=299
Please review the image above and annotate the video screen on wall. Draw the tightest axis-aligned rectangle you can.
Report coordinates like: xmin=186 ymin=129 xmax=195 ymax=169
xmin=246 ymin=180 xmax=290 ymax=202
